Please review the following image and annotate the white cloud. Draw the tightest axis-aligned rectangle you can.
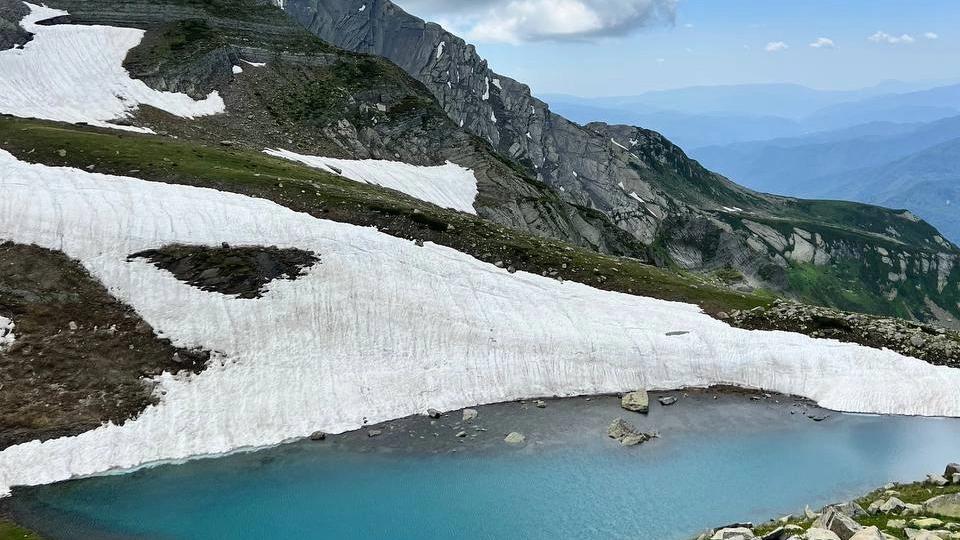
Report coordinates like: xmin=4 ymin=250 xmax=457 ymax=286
xmin=809 ymin=37 xmax=835 ymax=49
xmin=396 ymin=0 xmax=677 ymax=43
xmin=925 ymin=32 xmax=939 ymax=40
xmin=765 ymin=41 xmax=789 ymax=52
xmin=683 ymin=23 xmax=694 ymax=28
xmin=655 ymin=57 xmax=665 ymax=63
xmin=868 ymin=31 xmax=915 ymax=45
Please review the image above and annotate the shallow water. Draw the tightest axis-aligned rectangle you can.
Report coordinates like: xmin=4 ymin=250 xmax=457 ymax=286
xmin=8 ymin=392 xmax=960 ymax=540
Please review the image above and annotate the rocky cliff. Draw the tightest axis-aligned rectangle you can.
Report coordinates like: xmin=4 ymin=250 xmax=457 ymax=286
xmin=280 ymin=0 xmax=960 ymax=324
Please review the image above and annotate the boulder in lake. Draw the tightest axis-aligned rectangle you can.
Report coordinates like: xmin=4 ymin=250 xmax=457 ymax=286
xmin=621 ymin=390 xmax=649 ymax=413
xmin=367 ymin=429 xmax=382 ymax=437
xmin=462 ymin=408 xmax=478 ymax=422
xmin=427 ymin=408 xmax=442 ymax=419
xmin=309 ymin=431 xmax=326 ymax=441
xmin=924 ymin=492 xmax=960 ymax=518
xmin=607 ymin=418 xmax=655 ymax=446
xmin=658 ymin=396 xmax=678 ymax=406
xmin=504 ymin=432 xmax=526 ymax=445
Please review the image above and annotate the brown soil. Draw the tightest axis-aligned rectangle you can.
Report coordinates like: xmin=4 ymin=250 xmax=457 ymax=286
xmin=0 ymin=242 xmax=209 ymax=450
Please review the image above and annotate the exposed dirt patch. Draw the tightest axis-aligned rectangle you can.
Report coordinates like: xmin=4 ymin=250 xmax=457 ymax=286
xmin=0 ymin=242 xmax=209 ymax=450
xmin=130 ymin=244 xmax=319 ymax=299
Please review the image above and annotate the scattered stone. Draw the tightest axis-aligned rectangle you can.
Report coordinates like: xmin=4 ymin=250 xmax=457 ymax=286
xmin=462 ymin=408 xmax=477 ymax=422
xmin=805 ymin=506 xmax=821 ymax=520
xmin=710 ymin=527 xmax=755 ymax=539
xmin=829 ymin=502 xmax=867 ymax=519
xmin=57 ymin=149 xmax=66 ymax=157
xmin=504 ymin=432 xmax=525 ymax=445
xmin=427 ymin=408 xmax=442 ymax=419
xmin=879 ymin=497 xmax=907 ymax=515
xmin=621 ymin=390 xmax=649 ymax=413
xmin=308 ymin=430 xmax=326 ymax=441
xmin=367 ymin=429 xmax=382 ymax=437
xmin=658 ymin=396 xmax=678 ymax=406
xmin=535 ymin=400 xmax=546 ymax=408
xmin=886 ymin=519 xmax=906 ymax=529
xmin=455 ymin=431 xmax=467 ymax=438
xmin=68 ymin=321 xmax=78 ymax=331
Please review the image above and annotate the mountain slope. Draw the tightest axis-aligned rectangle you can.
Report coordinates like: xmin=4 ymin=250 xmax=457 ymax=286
xmin=280 ymin=0 xmax=960 ymax=323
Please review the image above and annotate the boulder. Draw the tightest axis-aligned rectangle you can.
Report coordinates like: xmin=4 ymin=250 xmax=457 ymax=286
xmin=462 ymin=408 xmax=478 ymax=422
xmin=763 ymin=526 xmax=802 ymax=540
xmin=427 ymin=408 xmax=442 ymax=419
xmin=659 ymin=396 xmax=678 ymax=406
xmin=902 ymin=503 xmax=924 ymax=516
xmin=367 ymin=429 xmax=382 ymax=437
xmin=607 ymin=418 xmax=654 ymax=446
xmin=308 ymin=430 xmax=326 ymax=441
xmin=804 ymin=528 xmax=841 ymax=540
xmin=812 ymin=507 xmax=862 ymax=540
xmin=867 ymin=500 xmax=884 ymax=515
xmin=909 ymin=518 xmax=943 ymax=530
xmin=879 ymin=497 xmax=907 ymax=515
xmin=924 ymin=493 xmax=960 ymax=518
xmin=848 ymin=527 xmax=884 ymax=540
xmin=908 ymin=532 xmax=944 ymax=540
xmin=952 ymin=474 xmax=960 ymax=485
xmin=504 ymin=432 xmax=526 ymax=445
xmin=926 ymin=474 xmax=950 ymax=487
xmin=830 ymin=502 xmax=868 ymax=519
xmin=946 ymin=463 xmax=960 ymax=478
xmin=621 ymin=391 xmax=649 ymax=413
xmin=886 ymin=520 xmax=906 ymax=529
xmin=711 ymin=528 xmax=756 ymax=539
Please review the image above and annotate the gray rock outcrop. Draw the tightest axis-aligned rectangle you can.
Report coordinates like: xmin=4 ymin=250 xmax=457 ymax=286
xmin=621 ymin=391 xmax=650 ymax=413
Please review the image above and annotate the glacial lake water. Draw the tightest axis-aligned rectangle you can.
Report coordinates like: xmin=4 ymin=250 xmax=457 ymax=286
xmin=7 ymin=391 xmax=960 ymax=540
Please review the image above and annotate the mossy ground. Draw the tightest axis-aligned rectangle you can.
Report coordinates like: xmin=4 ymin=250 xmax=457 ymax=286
xmin=0 ymin=520 xmax=42 ymax=540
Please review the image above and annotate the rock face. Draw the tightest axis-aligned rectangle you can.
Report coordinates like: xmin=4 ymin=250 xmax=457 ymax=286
xmin=621 ymin=391 xmax=650 ymax=413
xmin=0 ymin=0 xmax=31 ymax=51
xmin=280 ymin=0 xmax=960 ymax=324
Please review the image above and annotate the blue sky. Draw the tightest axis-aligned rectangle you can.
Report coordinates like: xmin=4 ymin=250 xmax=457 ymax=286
xmin=395 ymin=0 xmax=959 ymax=96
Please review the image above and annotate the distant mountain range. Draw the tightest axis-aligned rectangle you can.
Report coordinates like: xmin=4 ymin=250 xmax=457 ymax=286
xmin=694 ymin=115 xmax=960 ymax=243
xmin=543 ymin=81 xmax=960 ymax=148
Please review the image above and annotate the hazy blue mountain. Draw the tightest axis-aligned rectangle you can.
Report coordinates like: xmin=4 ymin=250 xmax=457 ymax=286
xmin=817 ymin=138 xmax=960 ymax=243
xmin=691 ymin=115 xmax=960 ymax=196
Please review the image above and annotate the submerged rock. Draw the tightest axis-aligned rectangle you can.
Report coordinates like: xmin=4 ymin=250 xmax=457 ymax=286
xmin=308 ymin=431 xmax=326 ymax=441
xmin=504 ymin=432 xmax=525 ymax=445
xmin=621 ymin=390 xmax=649 ymax=413
xmin=462 ymin=408 xmax=477 ymax=422
xmin=427 ymin=408 xmax=442 ymax=419
xmin=367 ymin=429 xmax=382 ymax=437
xmin=658 ymin=396 xmax=678 ymax=406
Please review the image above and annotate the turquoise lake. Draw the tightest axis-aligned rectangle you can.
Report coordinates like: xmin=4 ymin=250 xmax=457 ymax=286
xmin=7 ymin=392 xmax=960 ymax=540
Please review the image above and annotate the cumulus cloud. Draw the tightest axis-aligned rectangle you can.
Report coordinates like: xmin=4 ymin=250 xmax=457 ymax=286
xmin=809 ymin=37 xmax=835 ymax=49
xmin=395 ymin=0 xmax=677 ymax=43
xmin=868 ymin=31 xmax=915 ymax=45
xmin=925 ymin=32 xmax=939 ymax=40
xmin=765 ymin=41 xmax=789 ymax=52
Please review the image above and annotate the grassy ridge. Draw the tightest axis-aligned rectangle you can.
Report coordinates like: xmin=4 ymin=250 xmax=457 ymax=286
xmin=0 ymin=115 xmax=770 ymax=314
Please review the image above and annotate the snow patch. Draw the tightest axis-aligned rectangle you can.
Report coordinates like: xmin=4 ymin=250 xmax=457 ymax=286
xmin=2 ymin=151 xmax=960 ymax=495
xmin=232 ymin=65 xmax=243 ymax=74
xmin=629 ymin=192 xmax=644 ymax=204
xmin=722 ymin=206 xmax=743 ymax=213
xmin=0 ymin=4 xmax=224 ymax=133
xmin=242 ymin=60 xmax=266 ymax=68
xmin=263 ymin=148 xmax=478 ymax=214
xmin=482 ymin=77 xmax=490 ymax=100
xmin=358 ymin=4 xmax=365 ymax=12
xmin=491 ymin=78 xmax=502 ymax=90
xmin=436 ymin=41 xmax=445 ymax=59
xmin=611 ymin=138 xmax=629 ymax=151
xmin=0 ymin=316 xmax=13 ymax=350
